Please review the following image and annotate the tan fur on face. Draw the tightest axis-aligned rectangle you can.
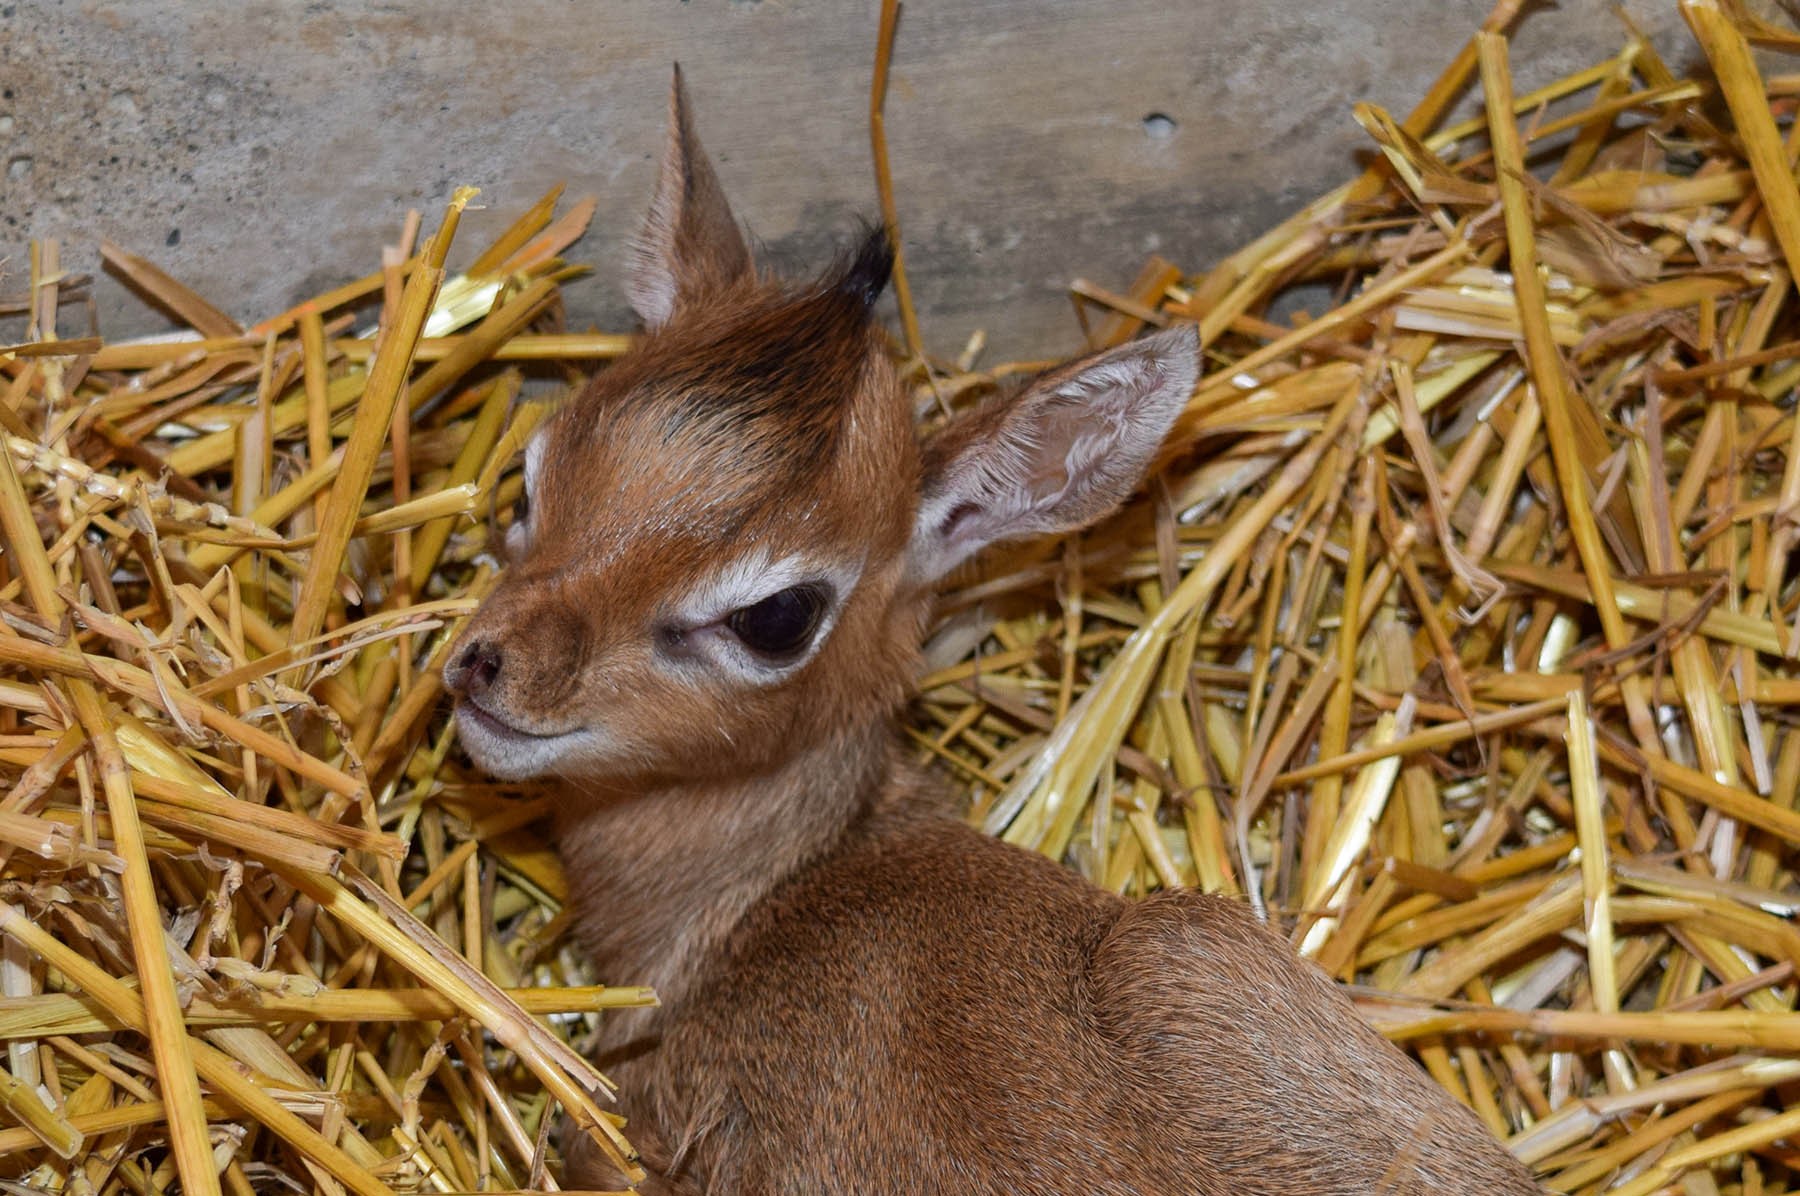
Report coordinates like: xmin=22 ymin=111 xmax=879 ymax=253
xmin=453 ymin=270 xmax=923 ymax=786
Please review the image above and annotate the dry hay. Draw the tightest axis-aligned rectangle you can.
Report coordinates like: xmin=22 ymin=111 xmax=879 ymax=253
xmin=0 ymin=191 xmax=649 ymax=1194
xmin=4 ymin=0 xmax=1800 ymax=1193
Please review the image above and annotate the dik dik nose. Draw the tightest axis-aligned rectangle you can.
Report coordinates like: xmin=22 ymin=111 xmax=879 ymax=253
xmin=444 ymin=639 xmax=504 ymax=699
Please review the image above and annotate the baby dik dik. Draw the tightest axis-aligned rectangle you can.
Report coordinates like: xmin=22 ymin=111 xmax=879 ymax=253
xmin=444 ymin=70 xmax=1543 ymax=1196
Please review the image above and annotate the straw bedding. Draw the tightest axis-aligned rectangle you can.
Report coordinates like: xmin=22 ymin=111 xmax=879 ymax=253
xmin=3 ymin=2 xmax=1800 ymax=1192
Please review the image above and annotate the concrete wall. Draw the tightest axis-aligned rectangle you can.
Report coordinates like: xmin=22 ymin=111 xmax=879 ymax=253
xmin=6 ymin=1 xmax=1691 ymax=360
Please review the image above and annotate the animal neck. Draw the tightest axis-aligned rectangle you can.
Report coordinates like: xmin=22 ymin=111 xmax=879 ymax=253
xmin=553 ymin=713 xmax=896 ymax=1012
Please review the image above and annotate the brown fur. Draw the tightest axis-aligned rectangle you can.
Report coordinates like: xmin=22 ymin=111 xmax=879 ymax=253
xmin=444 ymin=72 xmax=1544 ymax=1195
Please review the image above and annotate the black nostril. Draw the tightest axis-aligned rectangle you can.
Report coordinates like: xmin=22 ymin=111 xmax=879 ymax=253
xmin=449 ymin=640 xmax=504 ymax=699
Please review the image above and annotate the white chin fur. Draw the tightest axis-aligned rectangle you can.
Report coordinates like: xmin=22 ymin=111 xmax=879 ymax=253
xmin=454 ymin=705 xmax=593 ymax=780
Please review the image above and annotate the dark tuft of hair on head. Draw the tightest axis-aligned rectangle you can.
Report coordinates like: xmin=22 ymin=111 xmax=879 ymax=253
xmin=828 ymin=222 xmax=895 ymax=311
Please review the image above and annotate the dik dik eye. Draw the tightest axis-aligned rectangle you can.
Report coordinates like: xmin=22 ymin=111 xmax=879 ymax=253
xmin=501 ymin=487 xmax=532 ymax=559
xmin=725 ymin=583 xmax=830 ymax=660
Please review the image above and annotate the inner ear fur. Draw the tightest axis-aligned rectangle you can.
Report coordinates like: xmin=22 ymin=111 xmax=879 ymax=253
xmin=910 ymin=325 xmax=1200 ymax=582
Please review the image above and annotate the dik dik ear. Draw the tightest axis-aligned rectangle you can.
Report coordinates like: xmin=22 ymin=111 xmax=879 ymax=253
xmin=909 ymin=325 xmax=1199 ymax=582
xmin=627 ymin=65 xmax=754 ymax=329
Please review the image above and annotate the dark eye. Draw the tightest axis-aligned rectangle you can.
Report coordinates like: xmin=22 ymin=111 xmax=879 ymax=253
xmin=500 ymin=488 xmax=532 ymax=561
xmin=725 ymin=584 xmax=830 ymax=660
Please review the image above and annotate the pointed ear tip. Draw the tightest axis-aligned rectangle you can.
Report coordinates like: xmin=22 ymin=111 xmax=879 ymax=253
xmin=1150 ymin=322 xmax=1201 ymax=358
xmin=1147 ymin=323 xmax=1201 ymax=392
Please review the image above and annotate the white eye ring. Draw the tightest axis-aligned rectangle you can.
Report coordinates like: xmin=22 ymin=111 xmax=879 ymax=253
xmin=504 ymin=433 xmax=546 ymax=555
xmin=504 ymin=497 xmax=531 ymax=556
xmin=667 ymin=550 xmax=863 ymax=684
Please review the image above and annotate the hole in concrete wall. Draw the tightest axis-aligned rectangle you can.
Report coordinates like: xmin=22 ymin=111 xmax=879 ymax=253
xmin=6 ymin=155 xmax=32 ymax=182
xmin=1142 ymin=112 xmax=1177 ymax=141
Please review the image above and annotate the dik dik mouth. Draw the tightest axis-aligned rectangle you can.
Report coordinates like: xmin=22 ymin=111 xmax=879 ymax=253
xmin=454 ymin=699 xmax=571 ymax=741
xmin=453 ymin=700 xmax=597 ymax=780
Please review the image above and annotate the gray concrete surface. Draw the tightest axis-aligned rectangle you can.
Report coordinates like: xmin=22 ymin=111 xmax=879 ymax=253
xmin=5 ymin=2 xmax=1695 ymax=361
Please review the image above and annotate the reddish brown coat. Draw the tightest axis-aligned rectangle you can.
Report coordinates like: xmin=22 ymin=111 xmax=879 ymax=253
xmin=445 ymin=70 xmax=1543 ymax=1195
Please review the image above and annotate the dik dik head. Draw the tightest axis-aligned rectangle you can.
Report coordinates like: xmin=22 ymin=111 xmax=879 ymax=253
xmin=444 ymin=69 xmax=1200 ymax=786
